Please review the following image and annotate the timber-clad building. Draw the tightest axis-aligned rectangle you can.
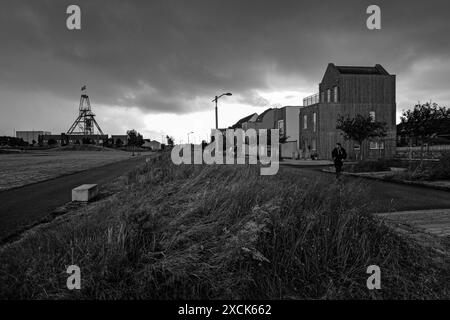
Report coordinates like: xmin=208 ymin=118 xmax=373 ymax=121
xmin=300 ymin=63 xmax=396 ymax=160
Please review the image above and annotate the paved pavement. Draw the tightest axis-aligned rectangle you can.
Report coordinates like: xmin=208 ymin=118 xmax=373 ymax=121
xmin=281 ymin=159 xmax=334 ymax=166
xmin=322 ymin=168 xmax=450 ymax=191
xmin=376 ymin=209 xmax=450 ymax=237
xmin=0 ymin=155 xmax=152 ymax=240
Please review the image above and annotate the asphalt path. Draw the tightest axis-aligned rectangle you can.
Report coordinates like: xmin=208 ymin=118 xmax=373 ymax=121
xmin=0 ymin=155 xmax=151 ymax=240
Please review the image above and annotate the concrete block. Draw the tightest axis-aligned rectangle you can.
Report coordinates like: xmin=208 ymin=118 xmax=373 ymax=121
xmin=72 ymin=184 xmax=98 ymax=202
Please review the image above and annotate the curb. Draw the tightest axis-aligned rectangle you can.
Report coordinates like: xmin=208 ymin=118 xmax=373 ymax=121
xmin=321 ymin=169 xmax=450 ymax=192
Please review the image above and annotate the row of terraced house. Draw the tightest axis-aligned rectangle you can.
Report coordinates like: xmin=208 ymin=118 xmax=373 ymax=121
xmin=227 ymin=63 xmax=397 ymax=161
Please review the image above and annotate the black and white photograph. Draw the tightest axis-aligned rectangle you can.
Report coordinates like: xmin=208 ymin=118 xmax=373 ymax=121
xmin=1 ymin=0 xmax=450 ymax=312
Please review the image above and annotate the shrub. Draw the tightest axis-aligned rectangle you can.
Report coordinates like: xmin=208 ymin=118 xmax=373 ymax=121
xmin=345 ymin=160 xmax=390 ymax=173
xmin=394 ymin=153 xmax=450 ymax=181
xmin=424 ymin=152 xmax=450 ymax=180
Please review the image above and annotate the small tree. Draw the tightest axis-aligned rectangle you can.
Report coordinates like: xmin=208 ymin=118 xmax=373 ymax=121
xmin=399 ymin=103 xmax=449 ymax=162
xmin=166 ymin=135 xmax=174 ymax=148
xmin=115 ymin=138 xmax=123 ymax=147
xmin=336 ymin=114 xmax=387 ymax=160
xmin=127 ymin=129 xmax=144 ymax=156
xmin=104 ymin=138 xmax=114 ymax=147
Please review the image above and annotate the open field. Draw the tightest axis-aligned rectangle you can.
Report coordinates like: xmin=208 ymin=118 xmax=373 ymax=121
xmin=1 ymin=153 xmax=449 ymax=299
xmin=0 ymin=148 xmax=149 ymax=191
xmin=0 ymin=154 xmax=155 ymax=240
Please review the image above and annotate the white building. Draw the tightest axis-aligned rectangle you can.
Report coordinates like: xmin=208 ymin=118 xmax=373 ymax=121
xmin=143 ymin=139 xmax=162 ymax=150
xmin=16 ymin=131 xmax=51 ymax=144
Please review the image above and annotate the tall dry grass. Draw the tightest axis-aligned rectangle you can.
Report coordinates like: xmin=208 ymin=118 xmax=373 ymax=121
xmin=0 ymin=153 xmax=448 ymax=299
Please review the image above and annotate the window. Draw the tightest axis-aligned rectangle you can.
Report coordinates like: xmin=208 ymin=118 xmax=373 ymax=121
xmin=313 ymin=112 xmax=317 ymax=132
xmin=369 ymin=141 xmax=385 ymax=149
xmin=327 ymin=89 xmax=331 ymax=103
xmin=320 ymin=91 xmax=325 ymax=103
xmin=277 ymin=120 xmax=285 ymax=136
xmin=312 ymin=139 xmax=317 ymax=151
xmin=303 ymin=115 xmax=308 ymax=129
xmin=333 ymin=86 xmax=338 ymax=102
xmin=369 ymin=111 xmax=376 ymax=122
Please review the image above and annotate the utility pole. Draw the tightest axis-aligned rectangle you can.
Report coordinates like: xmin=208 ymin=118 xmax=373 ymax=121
xmin=214 ymin=96 xmax=218 ymax=129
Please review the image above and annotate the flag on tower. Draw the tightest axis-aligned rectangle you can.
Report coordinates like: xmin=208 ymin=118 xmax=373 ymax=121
xmin=81 ymin=85 xmax=87 ymax=91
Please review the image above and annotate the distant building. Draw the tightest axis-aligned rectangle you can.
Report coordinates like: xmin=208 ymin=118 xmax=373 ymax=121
xmin=252 ymin=108 xmax=278 ymax=130
xmin=111 ymin=135 xmax=129 ymax=146
xmin=39 ymin=134 xmax=107 ymax=146
xmin=300 ymin=63 xmax=396 ymax=160
xmin=275 ymin=106 xmax=301 ymax=144
xmin=275 ymin=106 xmax=302 ymax=158
xmin=143 ymin=139 xmax=162 ymax=150
xmin=16 ymin=131 xmax=51 ymax=144
xmin=221 ymin=107 xmax=302 ymax=159
xmin=230 ymin=113 xmax=259 ymax=130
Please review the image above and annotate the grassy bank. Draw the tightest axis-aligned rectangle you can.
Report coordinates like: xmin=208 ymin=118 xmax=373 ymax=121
xmin=0 ymin=153 xmax=449 ymax=299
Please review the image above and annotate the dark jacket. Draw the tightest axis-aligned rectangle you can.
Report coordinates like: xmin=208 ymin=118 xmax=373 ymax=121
xmin=332 ymin=147 xmax=347 ymax=164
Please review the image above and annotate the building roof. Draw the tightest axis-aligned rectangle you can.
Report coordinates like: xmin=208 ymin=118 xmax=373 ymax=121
xmin=231 ymin=113 xmax=258 ymax=128
xmin=334 ymin=64 xmax=389 ymax=75
xmin=256 ymin=108 xmax=274 ymax=122
xmin=144 ymin=139 xmax=161 ymax=144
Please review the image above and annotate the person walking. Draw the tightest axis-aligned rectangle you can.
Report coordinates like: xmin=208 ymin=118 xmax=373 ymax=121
xmin=331 ymin=143 xmax=347 ymax=178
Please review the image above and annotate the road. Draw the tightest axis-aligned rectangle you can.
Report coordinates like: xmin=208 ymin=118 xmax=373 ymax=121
xmin=281 ymin=164 xmax=450 ymax=213
xmin=0 ymin=155 xmax=151 ymax=240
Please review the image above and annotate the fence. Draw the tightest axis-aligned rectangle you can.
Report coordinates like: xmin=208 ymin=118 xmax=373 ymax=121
xmin=396 ymin=145 xmax=450 ymax=152
xmin=396 ymin=144 xmax=450 ymax=159
xmin=303 ymin=93 xmax=320 ymax=107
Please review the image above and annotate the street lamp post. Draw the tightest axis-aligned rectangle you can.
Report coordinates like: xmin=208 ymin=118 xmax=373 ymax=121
xmin=187 ymin=131 xmax=194 ymax=144
xmin=212 ymin=92 xmax=232 ymax=129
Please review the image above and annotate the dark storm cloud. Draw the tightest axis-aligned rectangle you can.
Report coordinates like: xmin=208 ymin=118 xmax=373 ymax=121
xmin=1 ymin=0 xmax=450 ymax=116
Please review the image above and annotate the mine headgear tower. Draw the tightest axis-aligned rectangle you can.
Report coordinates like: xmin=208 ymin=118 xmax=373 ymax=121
xmin=67 ymin=85 xmax=104 ymax=135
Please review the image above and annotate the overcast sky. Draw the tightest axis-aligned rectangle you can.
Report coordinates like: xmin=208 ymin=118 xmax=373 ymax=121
xmin=1 ymin=0 xmax=449 ymax=143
